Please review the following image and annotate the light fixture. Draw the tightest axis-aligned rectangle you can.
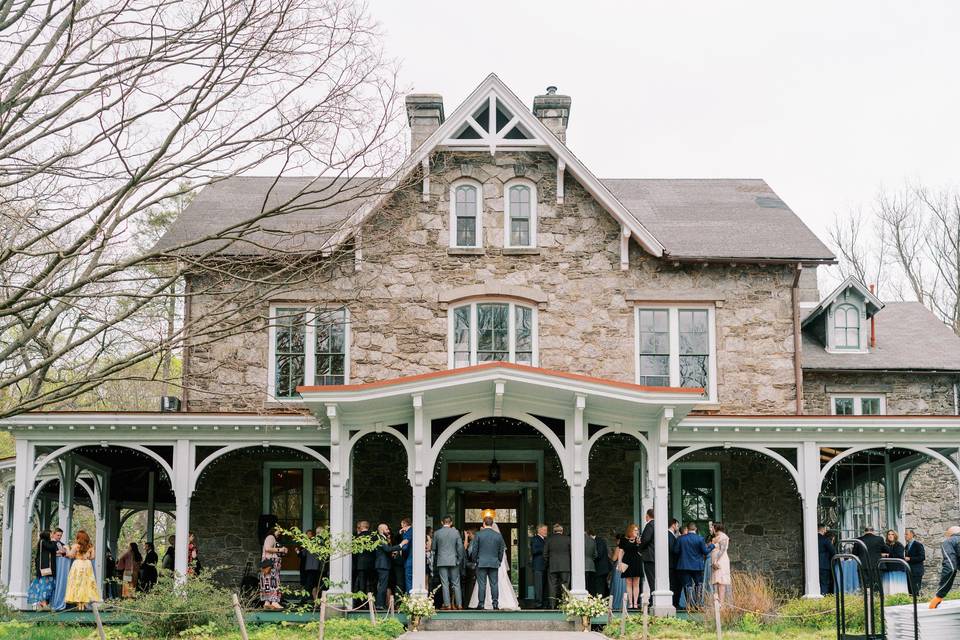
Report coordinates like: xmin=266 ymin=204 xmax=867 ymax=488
xmin=488 ymin=420 xmax=500 ymax=483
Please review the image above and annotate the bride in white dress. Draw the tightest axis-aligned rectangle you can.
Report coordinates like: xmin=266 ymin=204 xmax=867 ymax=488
xmin=468 ymin=520 xmax=519 ymax=610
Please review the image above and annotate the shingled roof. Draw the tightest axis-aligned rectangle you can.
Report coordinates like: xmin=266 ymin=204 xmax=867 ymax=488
xmin=802 ymin=302 xmax=960 ymax=371
xmin=154 ymin=175 xmax=835 ymax=261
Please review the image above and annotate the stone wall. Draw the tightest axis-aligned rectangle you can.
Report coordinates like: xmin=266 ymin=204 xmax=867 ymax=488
xmin=184 ymin=150 xmax=800 ymax=415
xmin=585 ymin=436 xmax=643 ymax=540
xmin=900 ymin=458 xmax=960 ymax=593
xmin=803 ymin=371 xmax=959 ymax=415
xmin=351 ymin=436 xmax=411 ymax=529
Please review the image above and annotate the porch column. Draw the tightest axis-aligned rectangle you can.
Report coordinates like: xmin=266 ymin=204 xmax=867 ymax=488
xmin=652 ymin=408 xmax=675 ymax=615
xmin=173 ymin=439 xmax=192 ymax=579
xmin=8 ymin=439 xmax=36 ymax=607
xmin=58 ymin=455 xmax=75 ymax=537
xmin=326 ymin=403 xmax=352 ymax=593
xmin=800 ymin=441 xmax=823 ymax=598
xmin=568 ymin=394 xmax=587 ymax=596
xmin=411 ymin=393 xmax=427 ymax=596
xmin=94 ymin=474 xmax=109 ymax=588
xmin=146 ymin=471 xmax=156 ymax=544
xmin=1 ymin=487 xmax=13 ymax=586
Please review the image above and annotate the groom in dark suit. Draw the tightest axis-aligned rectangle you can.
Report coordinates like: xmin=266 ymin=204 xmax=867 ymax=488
xmin=904 ymin=529 xmax=926 ymax=595
xmin=469 ymin=516 xmax=505 ymax=610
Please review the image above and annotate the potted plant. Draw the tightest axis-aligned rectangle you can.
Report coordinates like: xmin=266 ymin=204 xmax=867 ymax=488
xmin=397 ymin=591 xmax=437 ymax=632
xmin=559 ymin=591 xmax=609 ymax=632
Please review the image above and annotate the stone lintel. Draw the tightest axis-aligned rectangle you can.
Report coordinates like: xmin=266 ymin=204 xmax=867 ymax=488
xmin=824 ymin=384 xmax=895 ymax=393
xmin=446 ymin=247 xmax=486 ymax=256
xmin=625 ymin=289 xmax=726 ymax=305
xmin=502 ymin=247 xmax=541 ymax=256
xmin=438 ymin=283 xmax=548 ymax=309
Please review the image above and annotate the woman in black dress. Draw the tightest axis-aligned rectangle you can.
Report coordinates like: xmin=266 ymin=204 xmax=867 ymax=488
xmin=615 ymin=523 xmax=643 ymax=609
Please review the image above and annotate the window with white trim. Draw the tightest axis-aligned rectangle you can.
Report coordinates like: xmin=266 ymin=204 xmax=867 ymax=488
xmin=831 ymin=395 xmax=885 ymax=415
xmin=505 ymin=181 xmax=536 ymax=247
xmin=448 ymin=300 xmax=537 ymax=368
xmin=450 ymin=181 xmax=481 ymax=248
xmin=634 ymin=305 xmax=717 ymax=400
xmin=268 ymin=306 xmax=349 ymax=399
xmin=833 ymin=303 xmax=861 ymax=349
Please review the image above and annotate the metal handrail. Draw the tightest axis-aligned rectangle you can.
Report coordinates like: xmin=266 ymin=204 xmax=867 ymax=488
xmin=877 ymin=557 xmax=918 ymax=640
xmin=834 ymin=538 xmax=887 ymax=640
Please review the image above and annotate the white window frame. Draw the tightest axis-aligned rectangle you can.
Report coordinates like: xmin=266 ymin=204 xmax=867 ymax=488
xmin=503 ymin=179 xmax=537 ymax=248
xmin=449 ymin=179 xmax=483 ymax=249
xmin=830 ymin=394 xmax=886 ymax=415
xmin=266 ymin=304 xmax=351 ymax=402
xmin=826 ymin=300 xmax=869 ymax=354
xmin=446 ymin=299 xmax=539 ymax=368
xmin=633 ymin=304 xmax=718 ymax=402
xmin=670 ymin=462 xmax=722 ymax=525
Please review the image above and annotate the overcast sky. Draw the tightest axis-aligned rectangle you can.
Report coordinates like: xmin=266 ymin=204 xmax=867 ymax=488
xmin=368 ymin=0 xmax=960 ymax=242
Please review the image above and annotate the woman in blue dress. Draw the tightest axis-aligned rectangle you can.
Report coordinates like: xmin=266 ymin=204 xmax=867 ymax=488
xmin=881 ymin=530 xmax=909 ymax=595
xmin=609 ymin=533 xmax=627 ymax=612
xmin=27 ymin=531 xmax=57 ymax=608
xmin=51 ymin=528 xmax=72 ymax=611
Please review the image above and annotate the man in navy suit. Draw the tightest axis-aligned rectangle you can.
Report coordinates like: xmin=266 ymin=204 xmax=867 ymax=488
xmin=673 ymin=522 xmax=713 ymax=610
xmin=817 ymin=524 xmax=837 ymax=595
xmin=530 ymin=524 xmax=548 ymax=608
xmin=400 ymin=517 xmax=413 ymax=593
xmin=904 ymin=529 xmax=926 ymax=596
xmin=668 ymin=519 xmax=682 ymax=609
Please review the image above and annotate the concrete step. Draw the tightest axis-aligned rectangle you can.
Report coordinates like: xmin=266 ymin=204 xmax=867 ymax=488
xmin=423 ymin=617 xmax=577 ymax=631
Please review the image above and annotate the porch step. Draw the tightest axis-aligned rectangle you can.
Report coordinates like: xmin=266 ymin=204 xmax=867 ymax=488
xmin=421 ymin=610 xmax=591 ymax=632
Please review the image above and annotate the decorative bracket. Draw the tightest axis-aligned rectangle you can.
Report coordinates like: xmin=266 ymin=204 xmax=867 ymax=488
xmin=493 ymin=380 xmax=505 ymax=417
xmin=421 ymin=157 xmax=430 ymax=202
xmin=620 ymin=225 xmax=630 ymax=271
xmin=556 ymin=159 xmax=566 ymax=205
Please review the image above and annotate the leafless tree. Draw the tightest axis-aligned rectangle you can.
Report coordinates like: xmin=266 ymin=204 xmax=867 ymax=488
xmin=0 ymin=0 xmax=408 ymax=417
xmin=829 ymin=184 xmax=960 ymax=335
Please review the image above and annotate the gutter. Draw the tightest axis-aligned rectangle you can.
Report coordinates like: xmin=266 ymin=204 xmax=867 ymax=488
xmin=792 ymin=263 xmax=804 ymax=415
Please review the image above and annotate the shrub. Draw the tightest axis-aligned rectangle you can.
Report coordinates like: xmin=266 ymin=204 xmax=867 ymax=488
xmin=121 ymin=568 xmax=234 ymax=638
xmin=303 ymin=618 xmax=405 ymax=639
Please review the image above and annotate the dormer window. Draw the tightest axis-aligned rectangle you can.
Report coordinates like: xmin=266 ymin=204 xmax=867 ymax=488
xmin=505 ymin=181 xmax=537 ymax=248
xmin=451 ymin=181 xmax=482 ymax=248
xmin=833 ymin=304 xmax=861 ymax=349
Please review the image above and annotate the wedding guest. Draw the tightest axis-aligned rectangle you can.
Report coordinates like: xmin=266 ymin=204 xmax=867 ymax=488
xmin=374 ymin=523 xmax=406 ymax=609
xmin=187 ymin=532 xmax=200 ymax=575
xmin=591 ymin=529 xmax=612 ymax=597
xmin=609 ymin=533 xmax=627 ymax=611
xmin=433 ymin=516 xmax=464 ymax=610
xmin=27 ymin=530 xmax=58 ymax=609
xmin=904 ymin=529 xmax=926 ymax=595
xmin=855 ymin=526 xmax=885 ymax=590
xmin=530 ymin=524 xmax=548 ymax=607
xmin=930 ymin=525 xmax=960 ymax=608
xmin=297 ymin=530 xmax=322 ymax=601
xmin=818 ymin=524 xmax=837 ymax=595
xmin=543 ymin=523 xmax=571 ymax=609
xmin=584 ymin=530 xmax=597 ymax=601
xmin=353 ymin=521 xmax=375 ymax=601
xmin=638 ymin=509 xmax=656 ymax=606
xmin=65 ymin=530 xmax=100 ymax=610
xmin=616 ymin=523 xmax=643 ymax=609
xmin=675 ymin=522 xmax=713 ymax=610
xmin=116 ymin=542 xmax=142 ymax=598
xmin=161 ymin=535 xmax=175 ymax=572
xmin=668 ymin=519 xmax=681 ymax=609
xmin=424 ymin=532 xmax=433 ymax=593
xmin=400 ymin=518 xmax=414 ymax=593
xmin=461 ymin=529 xmax=477 ymax=607
xmin=51 ymin=528 xmax=71 ymax=611
xmin=390 ymin=528 xmax=407 ymax=601
xmin=260 ymin=525 xmax=287 ymax=610
xmin=709 ymin=523 xmax=731 ymax=605
xmin=469 ymin=516 xmax=505 ymax=610
xmin=881 ymin=529 xmax=909 ymax=595
xmin=139 ymin=543 xmax=158 ymax=593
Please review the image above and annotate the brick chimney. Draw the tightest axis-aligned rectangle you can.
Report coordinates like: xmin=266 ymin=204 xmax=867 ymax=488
xmin=405 ymin=94 xmax=444 ymax=150
xmin=533 ymin=86 xmax=572 ymax=143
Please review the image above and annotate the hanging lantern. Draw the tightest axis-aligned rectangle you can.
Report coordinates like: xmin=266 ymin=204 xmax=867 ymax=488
xmin=488 ymin=457 xmax=501 ymax=484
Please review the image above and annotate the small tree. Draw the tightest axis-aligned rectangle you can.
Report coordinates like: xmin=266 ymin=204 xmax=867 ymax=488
xmin=279 ymin=526 xmax=386 ymax=603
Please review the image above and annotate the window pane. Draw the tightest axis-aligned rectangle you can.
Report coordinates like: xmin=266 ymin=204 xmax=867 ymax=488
xmin=315 ymin=309 xmax=346 ymax=386
xmin=834 ymin=398 xmax=855 ymax=415
xmin=510 ymin=218 xmax=530 ymax=246
xmin=678 ymin=310 xmax=709 ymax=389
xmin=515 ymin=306 xmax=533 ymax=364
xmin=455 ymin=185 xmax=478 ymax=247
xmin=679 ymin=355 xmax=708 ymax=388
xmin=275 ymin=308 xmax=306 ymax=397
xmin=456 ymin=217 xmax=476 ymax=247
xmin=477 ymin=303 xmax=509 ymax=362
xmin=860 ymin=397 xmax=882 ymax=415
xmin=680 ymin=468 xmax=717 ymax=531
xmin=639 ymin=355 xmax=670 ymax=387
xmin=454 ymin=305 xmax=471 ymax=368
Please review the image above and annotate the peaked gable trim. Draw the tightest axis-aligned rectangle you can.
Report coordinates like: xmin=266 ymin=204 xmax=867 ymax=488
xmin=325 ymin=74 xmax=665 ymax=257
xmin=801 ymin=276 xmax=885 ymax=328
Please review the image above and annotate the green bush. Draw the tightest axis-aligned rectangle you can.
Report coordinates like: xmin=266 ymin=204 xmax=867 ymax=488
xmin=120 ymin=569 xmax=233 ymax=639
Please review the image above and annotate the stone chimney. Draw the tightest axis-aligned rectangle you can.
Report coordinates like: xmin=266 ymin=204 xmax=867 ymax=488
xmin=405 ymin=94 xmax=444 ymax=150
xmin=533 ymin=86 xmax=572 ymax=143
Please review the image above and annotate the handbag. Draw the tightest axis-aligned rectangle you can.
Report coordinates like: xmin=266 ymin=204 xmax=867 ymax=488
xmin=617 ymin=561 xmax=628 ymax=574
xmin=39 ymin=541 xmax=53 ymax=576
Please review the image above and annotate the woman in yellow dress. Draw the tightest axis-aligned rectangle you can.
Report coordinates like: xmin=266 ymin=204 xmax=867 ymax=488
xmin=64 ymin=530 xmax=100 ymax=609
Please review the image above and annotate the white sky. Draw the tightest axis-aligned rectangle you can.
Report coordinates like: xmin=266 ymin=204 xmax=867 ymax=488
xmin=368 ymin=0 xmax=960 ymax=241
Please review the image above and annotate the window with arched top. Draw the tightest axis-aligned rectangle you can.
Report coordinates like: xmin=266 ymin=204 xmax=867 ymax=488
xmin=505 ymin=181 xmax=537 ymax=248
xmin=450 ymin=181 xmax=482 ymax=248
xmin=833 ymin=304 xmax=860 ymax=349
xmin=448 ymin=300 xmax=537 ymax=368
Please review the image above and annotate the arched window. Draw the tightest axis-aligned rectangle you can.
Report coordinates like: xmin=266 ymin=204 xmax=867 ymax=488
xmin=505 ymin=181 xmax=537 ymax=248
xmin=449 ymin=300 xmax=537 ymax=368
xmin=833 ymin=304 xmax=860 ymax=349
xmin=450 ymin=181 xmax=481 ymax=248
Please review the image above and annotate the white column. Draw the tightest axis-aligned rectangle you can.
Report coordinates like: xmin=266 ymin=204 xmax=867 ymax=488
xmin=326 ymin=403 xmax=351 ymax=594
xmin=652 ymin=408 xmax=675 ymax=615
xmin=410 ymin=393 xmax=427 ymax=596
xmin=146 ymin=471 xmax=156 ymax=544
xmin=800 ymin=440 xmax=823 ymax=599
xmin=1 ymin=487 xmax=13 ymax=587
xmin=172 ymin=439 xmax=192 ymax=580
xmin=58 ymin=456 xmax=75 ymax=537
xmin=8 ymin=439 xmax=36 ymax=607
xmin=568 ymin=394 xmax=587 ymax=596
xmin=94 ymin=474 xmax=109 ymax=588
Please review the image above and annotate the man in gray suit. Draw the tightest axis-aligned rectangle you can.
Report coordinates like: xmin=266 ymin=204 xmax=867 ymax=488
xmin=432 ymin=516 xmax=464 ymax=609
xmin=543 ymin=523 xmax=571 ymax=608
xmin=584 ymin=530 xmax=597 ymax=599
xmin=468 ymin=516 xmax=505 ymax=609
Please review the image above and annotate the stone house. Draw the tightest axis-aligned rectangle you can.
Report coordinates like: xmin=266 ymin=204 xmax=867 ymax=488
xmin=2 ymin=74 xmax=959 ymax=612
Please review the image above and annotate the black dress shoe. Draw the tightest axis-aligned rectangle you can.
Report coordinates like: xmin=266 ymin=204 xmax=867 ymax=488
xmin=493 ymin=605 xmax=499 ymax=610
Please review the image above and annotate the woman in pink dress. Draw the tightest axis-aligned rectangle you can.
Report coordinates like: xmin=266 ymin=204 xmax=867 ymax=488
xmin=709 ymin=522 xmax=732 ymax=605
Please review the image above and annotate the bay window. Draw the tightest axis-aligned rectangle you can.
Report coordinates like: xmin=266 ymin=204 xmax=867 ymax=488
xmin=448 ymin=300 xmax=538 ymax=368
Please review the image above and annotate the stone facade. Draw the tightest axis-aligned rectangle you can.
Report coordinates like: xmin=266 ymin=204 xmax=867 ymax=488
xmin=184 ymin=150 xmax=800 ymax=415
xmin=803 ymin=371 xmax=959 ymax=415
xmin=900 ymin=459 xmax=960 ymax=592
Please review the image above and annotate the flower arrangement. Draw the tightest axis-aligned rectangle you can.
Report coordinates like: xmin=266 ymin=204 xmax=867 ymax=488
xmin=397 ymin=591 xmax=437 ymax=632
xmin=559 ymin=590 xmax=608 ymax=631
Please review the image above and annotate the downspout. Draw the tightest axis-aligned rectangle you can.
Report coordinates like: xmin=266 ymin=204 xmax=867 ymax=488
xmin=792 ymin=263 xmax=804 ymax=415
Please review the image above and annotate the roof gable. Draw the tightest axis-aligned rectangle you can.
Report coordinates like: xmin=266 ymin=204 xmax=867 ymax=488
xmin=324 ymin=73 xmax=665 ymax=257
xmin=801 ymin=276 xmax=884 ymax=329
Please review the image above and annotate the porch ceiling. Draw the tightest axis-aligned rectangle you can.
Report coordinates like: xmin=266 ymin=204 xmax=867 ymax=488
xmin=297 ymin=362 xmax=703 ymax=424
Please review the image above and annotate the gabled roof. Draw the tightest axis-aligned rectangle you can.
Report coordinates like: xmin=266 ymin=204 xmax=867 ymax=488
xmin=802 ymin=302 xmax=960 ymax=371
xmin=801 ymin=276 xmax=885 ymax=328
xmin=323 ymin=73 xmax=666 ymax=257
